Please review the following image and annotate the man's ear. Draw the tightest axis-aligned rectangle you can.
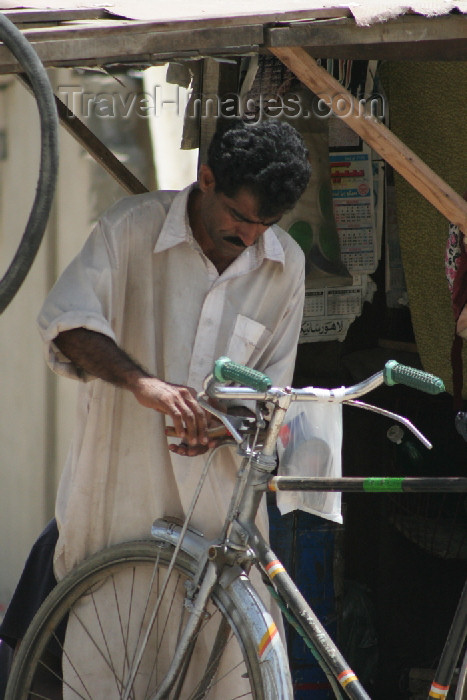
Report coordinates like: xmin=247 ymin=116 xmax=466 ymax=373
xmin=199 ymin=164 xmax=216 ymax=192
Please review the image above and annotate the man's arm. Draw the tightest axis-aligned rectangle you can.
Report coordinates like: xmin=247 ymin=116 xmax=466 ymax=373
xmin=54 ymin=328 xmax=210 ymax=454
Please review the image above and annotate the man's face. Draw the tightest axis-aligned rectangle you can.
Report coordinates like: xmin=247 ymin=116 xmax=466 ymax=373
xmin=194 ymin=165 xmax=282 ymax=271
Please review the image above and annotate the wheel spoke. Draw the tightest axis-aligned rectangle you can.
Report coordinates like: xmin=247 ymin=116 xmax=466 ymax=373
xmin=6 ymin=541 xmax=283 ymax=699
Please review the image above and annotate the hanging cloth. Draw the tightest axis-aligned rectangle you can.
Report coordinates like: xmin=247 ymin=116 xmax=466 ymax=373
xmin=445 ymin=191 xmax=467 ymax=410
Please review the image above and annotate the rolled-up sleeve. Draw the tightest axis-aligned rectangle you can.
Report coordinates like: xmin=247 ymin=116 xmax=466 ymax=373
xmin=37 ymin=220 xmax=118 ymax=380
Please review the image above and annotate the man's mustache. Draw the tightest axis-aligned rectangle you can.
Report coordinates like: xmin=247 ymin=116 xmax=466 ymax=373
xmin=224 ymin=236 xmax=247 ymax=248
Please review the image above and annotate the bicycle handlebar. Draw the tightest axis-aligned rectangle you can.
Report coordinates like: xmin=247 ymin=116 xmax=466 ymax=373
xmin=209 ymin=358 xmax=445 ymax=401
xmin=203 ymin=358 xmax=443 ymax=450
xmin=383 ymin=360 xmax=445 ymax=394
xmin=214 ymin=356 xmax=272 ymax=391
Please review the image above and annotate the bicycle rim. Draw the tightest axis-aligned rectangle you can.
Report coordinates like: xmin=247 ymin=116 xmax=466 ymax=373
xmin=5 ymin=540 xmax=287 ymax=700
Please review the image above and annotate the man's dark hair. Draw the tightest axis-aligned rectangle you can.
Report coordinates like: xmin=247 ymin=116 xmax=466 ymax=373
xmin=206 ymin=119 xmax=311 ymax=219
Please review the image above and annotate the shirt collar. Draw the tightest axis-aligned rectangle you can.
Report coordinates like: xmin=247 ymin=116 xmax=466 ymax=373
xmin=260 ymin=226 xmax=285 ymax=266
xmin=153 ymin=184 xmax=196 ymax=254
xmin=154 ymin=182 xmax=285 ymax=267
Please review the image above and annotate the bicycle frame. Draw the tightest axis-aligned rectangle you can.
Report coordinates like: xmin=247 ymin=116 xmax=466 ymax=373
xmin=199 ymin=366 xmax=467 ymax=700
xmin=251 ymin=481 xmax=467 ymax=700
xmin=133 ymin=363 xmax=467 ymax=700
xmin=244 ymin=521 xmax=371 ymax=700
xmin=148 ymin=442 xmax=467 ymax=699
xmin=231 ymin=445 xmax=467 ymax=699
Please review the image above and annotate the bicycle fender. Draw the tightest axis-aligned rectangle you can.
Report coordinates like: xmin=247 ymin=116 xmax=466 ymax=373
xmin=151 ymin=517 xmax=214 ymax=562
xmin=151 ymin=518 xmax=251 ymax=588
xmin=151 ymin=518 xmax=293 ymax=698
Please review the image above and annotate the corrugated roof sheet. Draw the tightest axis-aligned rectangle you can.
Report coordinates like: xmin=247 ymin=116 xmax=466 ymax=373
xmin=1 ymin=0 xmax=467 ymax=26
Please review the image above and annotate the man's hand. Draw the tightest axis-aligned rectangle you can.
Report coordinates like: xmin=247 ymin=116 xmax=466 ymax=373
xmin=131 ymin=376 xmax=211 ymax=452
xmin=164 ymin=414 xmax=231 ymax=456
xmin=54 ymin=328 xmax=214 ymax=456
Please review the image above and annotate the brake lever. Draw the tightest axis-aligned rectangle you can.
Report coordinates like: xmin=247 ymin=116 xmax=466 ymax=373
xmin=197 ymin=395 xmax=255 ymax=444
xmin=344 ymin=399 xmax=432 ymax=449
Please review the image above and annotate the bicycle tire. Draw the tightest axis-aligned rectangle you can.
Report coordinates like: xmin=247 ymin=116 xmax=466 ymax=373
xmin=5 ymin=539 xmax=292 ymax=699
xmin=0 ymin=12 xmax=58 ymax=313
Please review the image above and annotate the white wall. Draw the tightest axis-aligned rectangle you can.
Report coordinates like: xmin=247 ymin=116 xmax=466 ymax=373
xmin=0 ymin=74 xmax=50 ymax=614
xmin=0 ymin=70 xmax=90 ymax=614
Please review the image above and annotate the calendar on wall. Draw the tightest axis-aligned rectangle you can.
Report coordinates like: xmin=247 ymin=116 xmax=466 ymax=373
xmin=297 ymin=61 xmax=385 ymax=343
xmin=299 ymin=142 xmax=384 ymax=343
xmin=330 ymin=151 xmax=378 ymax=274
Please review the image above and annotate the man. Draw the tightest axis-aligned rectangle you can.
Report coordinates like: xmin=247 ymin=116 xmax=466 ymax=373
xmin=0 ymin=118 xmax=311 ymax=694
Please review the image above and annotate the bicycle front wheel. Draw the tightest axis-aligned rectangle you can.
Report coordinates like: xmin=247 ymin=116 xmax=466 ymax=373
xmin=6 ymin=539 xmax=291 ymax=699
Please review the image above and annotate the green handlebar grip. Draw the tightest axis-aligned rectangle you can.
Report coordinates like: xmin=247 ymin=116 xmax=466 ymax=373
xmin=384 ymin=360 xmax=445 ymax=395
xmin=214 ymin=357 xmax=272 ymax=391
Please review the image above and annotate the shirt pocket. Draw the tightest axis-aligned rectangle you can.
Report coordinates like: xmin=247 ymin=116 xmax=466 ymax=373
xmin=225 ymin=314 xmax=271 ymax=367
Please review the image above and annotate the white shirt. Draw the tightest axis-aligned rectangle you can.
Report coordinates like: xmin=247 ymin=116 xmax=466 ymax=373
xmin=38 ymin=185 xmax=305 ymax=579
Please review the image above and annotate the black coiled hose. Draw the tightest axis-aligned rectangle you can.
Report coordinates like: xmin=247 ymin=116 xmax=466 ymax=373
xmin=0 ymin=12 xmax=58 ymax=313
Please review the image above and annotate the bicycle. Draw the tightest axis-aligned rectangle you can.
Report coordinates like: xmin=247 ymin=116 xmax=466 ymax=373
xmin=5 ymin=358 xmax=467 ymax=699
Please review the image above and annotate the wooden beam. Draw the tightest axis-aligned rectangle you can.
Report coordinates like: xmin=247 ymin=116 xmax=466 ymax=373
xmin=0 ymin=23 xmax=263 ymax=73
xmin=270 ymin=45 xmax=467 ymax=232
xmin=267 ymin=15 xmax=467 ymax=60
xmin=54 ymin=94 xmax=149 ymax=194
xmin=17 ymin=74 xmax=149 ymax=195
xmin=267 ymin=15 xmax=467 ymax=48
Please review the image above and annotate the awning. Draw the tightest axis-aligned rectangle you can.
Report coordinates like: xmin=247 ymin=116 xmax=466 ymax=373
xmin=1 ymin=0 xmax=467 ymax=228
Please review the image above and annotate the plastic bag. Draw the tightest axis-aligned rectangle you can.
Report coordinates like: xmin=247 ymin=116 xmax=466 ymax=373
xmin=276 ymin=400 xmax=343 ymax=523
